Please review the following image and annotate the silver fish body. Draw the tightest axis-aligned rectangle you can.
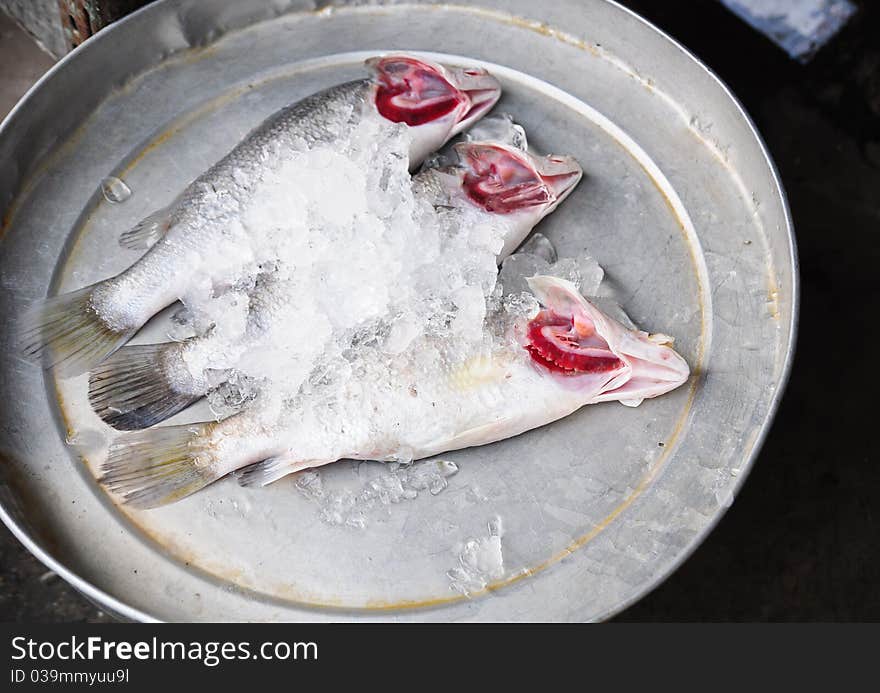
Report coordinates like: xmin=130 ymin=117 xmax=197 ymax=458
xmin=101 ymin=276 xmax=689 ymax=507
xmin=19 ymin=56 xmax=502 ymax=376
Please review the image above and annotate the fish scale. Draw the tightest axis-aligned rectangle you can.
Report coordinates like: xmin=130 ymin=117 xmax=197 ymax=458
xmin=18 ymin=55 xmax=503 ymax=377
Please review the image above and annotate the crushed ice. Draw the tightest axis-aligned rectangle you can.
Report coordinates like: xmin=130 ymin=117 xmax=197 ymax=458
xmin=163 ymin=110 xmax=535 ymax=431
xmin=465 ymin=112 xmax=528 ymax=151
xmin=293 ymin=459 xmax=460 ymax=528
xmin=447 ymin=516 xmax=505 ymax=595
xmin=500 ymin=244 xmax=604 ymax=297
xmin=149 ymin=108 xmax=624 ymax=471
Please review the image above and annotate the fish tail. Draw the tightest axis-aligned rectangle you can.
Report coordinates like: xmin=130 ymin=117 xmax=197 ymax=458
xmin=89 ymin=344 xmax=201 ymax=430
xmin=100 ymin=423 xmax=217 ymax=508
xmin=17 ymin=284 xmax=136 ymax=377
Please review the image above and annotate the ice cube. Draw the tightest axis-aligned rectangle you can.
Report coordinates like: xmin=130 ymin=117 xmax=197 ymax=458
xmin=100 ymin=176 xmax=131 ymax=203
xmin=553 ymin=255 xmax=605 ymax=296
xmin=517 ymin=232 xmax=558 ymax=263
xmin=499 ymin=253 xmax=553 ymax=296
xmin=465 ymin=113 xmax=528 ymax=151
xmin=447 ymin=517 xmax=506 ymax=595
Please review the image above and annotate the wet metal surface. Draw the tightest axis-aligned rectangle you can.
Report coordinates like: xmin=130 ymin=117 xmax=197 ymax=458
xmin=0 ymin=1 xmax=795 ymax=621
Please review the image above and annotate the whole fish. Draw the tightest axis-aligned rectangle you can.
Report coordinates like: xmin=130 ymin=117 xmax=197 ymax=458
xmin=18 ymin=55 xmax=502 ymax=376
xmin=101 ymin=276 xmax=689 ymax=507
xmin=88 ymin=140 xmax=583 ymax=430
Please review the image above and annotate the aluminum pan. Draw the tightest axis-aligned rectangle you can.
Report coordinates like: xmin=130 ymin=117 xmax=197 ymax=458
xmin=0 ymin=0 xmax=797 ymax=621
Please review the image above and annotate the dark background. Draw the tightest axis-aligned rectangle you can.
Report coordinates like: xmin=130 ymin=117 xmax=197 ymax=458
xmin=616 ymin=0 xmax=880 ymax=621
xmin=1 ymin=0 xmax=878 ymax=621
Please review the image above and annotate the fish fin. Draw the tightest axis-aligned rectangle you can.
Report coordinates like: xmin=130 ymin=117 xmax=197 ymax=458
xmin=89 ymin=344 xmax=201 ymax=430
xmin=100 ymin=423 xmax=216 ymax=508
xmin=17 ymin=284 xmax=135 ymax=377
xmin=235 ymin=455 xmax=315 ymax=488
xmin=619 ymin=398 xmax=644 ymax=408
xmin=119 ymin=207 xmax=171 ymax=250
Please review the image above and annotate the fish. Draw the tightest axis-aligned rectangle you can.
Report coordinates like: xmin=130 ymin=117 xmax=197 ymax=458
xmin=100 ymin=276 xmax=689 ymax=507
xmin=88 ymin=139 xmax=583 ymax=430
xmin=17 ymin=55 xmax=502 ymax=376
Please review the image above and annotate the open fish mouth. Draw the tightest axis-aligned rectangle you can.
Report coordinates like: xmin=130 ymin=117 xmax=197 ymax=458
xmin=445 ymin=65 xmax=505 ymax=134
xmin=367 ymin=55 xmax=501 ymax=130
xmin=453 ymin=142 xmax=582 ymax=214
xmin=533 ymin=153 xmax=584 ymax=213
xmin=526 ymin=308 xmax=625 ymax=376
xmin=525 ymin=276 xmax=690 ymax=402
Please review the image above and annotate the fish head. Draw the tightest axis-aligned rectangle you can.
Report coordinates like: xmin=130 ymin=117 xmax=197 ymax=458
xmin=451 ymin=141 xmax=583 ymax=257
xmin=366 ymin=55 xmax=502 ymax=164
xmin=523 ymin=275 xmax=690 ymax=404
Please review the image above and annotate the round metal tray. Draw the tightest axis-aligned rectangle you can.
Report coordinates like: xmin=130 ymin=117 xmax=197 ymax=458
xmin=0 ymin=0 xmax=797 ymax=621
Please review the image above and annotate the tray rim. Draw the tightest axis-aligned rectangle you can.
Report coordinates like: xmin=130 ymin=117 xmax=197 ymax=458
xmin=0 ymin=0 xmax=798 ymax=623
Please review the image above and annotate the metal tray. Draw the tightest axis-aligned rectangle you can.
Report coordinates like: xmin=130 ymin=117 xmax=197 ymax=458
xmin=0 ymin=0 xmax=797 ymax=621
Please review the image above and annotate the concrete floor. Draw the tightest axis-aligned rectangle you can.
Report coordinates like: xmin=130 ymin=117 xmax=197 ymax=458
xmin=1 ymin=1 xmax=878 ymax=621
